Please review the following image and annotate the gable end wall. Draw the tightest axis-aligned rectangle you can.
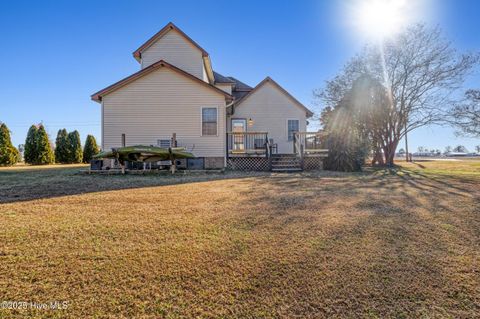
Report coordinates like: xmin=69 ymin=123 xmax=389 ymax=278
xmin=228 ymin=82 xmax=307 ymax=154
xmin=141 ymin=29 xmax=205 ymax=80
xmin=102 ymin=67 xmax=226 ymax=158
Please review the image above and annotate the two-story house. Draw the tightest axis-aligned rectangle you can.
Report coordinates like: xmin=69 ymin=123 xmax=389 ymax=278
xmin=91 ymin=22 xmax=324 ymax=171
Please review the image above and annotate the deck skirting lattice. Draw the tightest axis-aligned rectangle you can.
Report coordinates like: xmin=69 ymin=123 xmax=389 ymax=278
xmin=227 ymin=157 xmax=270 ymax=171
xmin=303 ymin=156 xmax=324 ymax=170
xmin=227 ymin=156 xmax=324 ymax=171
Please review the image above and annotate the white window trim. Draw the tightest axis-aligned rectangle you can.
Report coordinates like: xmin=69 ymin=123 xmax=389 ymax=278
xmin=231 ymin=118 xmax=247 ymax=132
xmin=286 ymin=118 xmax=300 ymax=141
xmin=201 ymin=106 xmax=219 ymax=137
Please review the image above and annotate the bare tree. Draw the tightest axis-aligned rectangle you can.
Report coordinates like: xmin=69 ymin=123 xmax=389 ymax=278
xmin=450 ymin=89 xmax=480 ymax=137
xmin=316 ymin=24 xmax=479 ymax=166
xmin=453 ymin=145 xmax=468 ymax=153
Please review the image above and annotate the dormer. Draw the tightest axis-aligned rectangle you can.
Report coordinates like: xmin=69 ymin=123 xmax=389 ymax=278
xmin=132 ymin=22 xmax=214 ymax=83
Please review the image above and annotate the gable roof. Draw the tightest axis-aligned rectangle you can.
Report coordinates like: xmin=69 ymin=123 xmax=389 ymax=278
xmin=226 ymin=76 xmax=253 ymax=100
xmin=234 ymin=77 xmax=313 ymax=117
xmin=228 ymin=77 xmax=252 ymax=91
xmin=213 ymin=71 xmax=235 ymax=84
xmin=91 ymin=60 xmax=233 ymax=103
xmin=132 ymin=22 xmax=215 ymax=84
xmin=133 ymin=22 xmax=209 ymax=61
xmin=213 ymin=72 xmax=253 ymax=99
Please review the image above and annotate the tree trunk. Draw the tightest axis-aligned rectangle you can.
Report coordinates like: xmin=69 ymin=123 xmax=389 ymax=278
xmin=385 ymin=150 xmax=395 ymax=167
xmin=383 ymin=140 xmax=399 ymax=167
xmin=371 ymin=147 xmax=385 ymax=166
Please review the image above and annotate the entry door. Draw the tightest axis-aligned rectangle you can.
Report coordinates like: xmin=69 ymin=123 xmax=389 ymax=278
xmin=231 ymin=119 xmax=247 ymax=151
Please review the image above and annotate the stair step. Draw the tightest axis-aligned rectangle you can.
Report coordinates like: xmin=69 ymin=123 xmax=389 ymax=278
xmin=272 ymin=164 xmax=300 ymax=167
xmin=272 ymin=159 xmax=300 ymax=162
xmin=272 ymin=161 xmax=301 ymax=164
xmin=272 ymin=156 xmax=298 ymax=158
xmin=272 ymin=158 xmax=300 ymax=162
xmin=272 ymin=162 xmax=300 ymax=165
xmin=270 ymin=154 xmax=303 ymax=172
xmin=272 ymin=164 xmax=301 ymax=168
xmin=271 ymin=168 xmax=303 ymax=172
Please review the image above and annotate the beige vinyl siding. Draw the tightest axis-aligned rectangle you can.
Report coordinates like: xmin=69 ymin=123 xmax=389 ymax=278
xmin=215 ymin=83 xmax=232 ymax=94
xmin=102 ymin=67 xmax=226 ymax=158
xmin=229 ymin=81 xmax=307 ymax=154
xmin=140 ymin=29 xmax=205 ymax=80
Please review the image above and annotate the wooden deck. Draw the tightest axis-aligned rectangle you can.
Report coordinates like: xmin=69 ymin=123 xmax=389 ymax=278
xmin=226 ymin=132 xmax=328 ymax=171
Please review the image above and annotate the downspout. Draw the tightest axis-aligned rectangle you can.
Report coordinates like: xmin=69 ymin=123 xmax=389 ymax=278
xmin=226 ymin=100 xmax=235 ymax=115
xmin=101 ymin=99 xmax=104 ymax=151
xmin=225 ymin=100 xmax=235 ymax=168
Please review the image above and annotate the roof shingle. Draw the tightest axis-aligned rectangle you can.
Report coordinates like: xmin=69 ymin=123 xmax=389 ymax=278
xmin=213 ymin=71 xmax=235 ymax=84
xmin=227 ymin=77 xmax=252 ymax=91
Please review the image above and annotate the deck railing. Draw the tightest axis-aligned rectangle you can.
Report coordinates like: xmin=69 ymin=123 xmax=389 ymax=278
xmin=293 ymin=132 xmax=329 ymax=156
xmin=226 ymin=132 xmax=269 ymax=158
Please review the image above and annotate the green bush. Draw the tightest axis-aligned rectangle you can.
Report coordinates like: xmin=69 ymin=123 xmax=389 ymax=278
xmin=36 ymin=125 xmax=55 ymax=165
xmin=67 ymin=130 xmax=82 ymax=163
xmin=323 ymin=131 xmax=367 ymax=172
xmin=83 ymin=135 xmax=100 ymax=163
xmin=322 ymin=105 xmax=368 ymax=172
xmin=54 ymin=128 xmax=69 ymax=163
xmin=24 ymin=125 xmax=38 ymax=164
xmin=0 ymin=123 xmax=19 ymax=166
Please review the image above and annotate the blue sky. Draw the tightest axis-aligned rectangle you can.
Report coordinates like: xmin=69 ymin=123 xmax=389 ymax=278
xmin=1 ymin=0 xmax=479 ymax=152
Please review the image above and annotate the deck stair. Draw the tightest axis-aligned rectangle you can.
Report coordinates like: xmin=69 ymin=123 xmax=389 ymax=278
xmin=270 ymin=154 xmax=302 ymax=172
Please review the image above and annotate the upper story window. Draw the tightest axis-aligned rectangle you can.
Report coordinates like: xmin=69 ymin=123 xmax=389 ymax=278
xmin=287 ymin=119 xmax=299 ymax=141
xmin=202 ymin=107 xmax=218 ymax=136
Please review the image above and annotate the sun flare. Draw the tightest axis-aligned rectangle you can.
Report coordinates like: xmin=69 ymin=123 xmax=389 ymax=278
xmin=353 ymin=0 xmax=408 ymax=39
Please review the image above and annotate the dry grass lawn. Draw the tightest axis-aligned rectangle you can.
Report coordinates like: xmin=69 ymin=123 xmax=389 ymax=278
xmin=1 ymin=160 xmax=479 ymax=318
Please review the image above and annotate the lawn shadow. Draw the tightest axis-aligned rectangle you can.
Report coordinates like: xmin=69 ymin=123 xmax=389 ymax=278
xmin=223 ymin=167 xmax=480 ymax=317
xmin=227 ymin=165 xmax=477 ymax=235
xmin=0 ymin=167 xmax=270 ymax=204
xmin=1 ymin=164 xmax=476 ymax=207
xmin=396 ymin=167 xmax=475 ymax=196
xmin=2 ymin=165 xmax=479 ymax=317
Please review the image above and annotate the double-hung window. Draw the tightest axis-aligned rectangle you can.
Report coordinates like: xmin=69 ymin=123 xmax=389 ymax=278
xmin=287 ymin=119 xmax=299 ymax=141
xmin=202 ymin=107 xmax=217 ymax=136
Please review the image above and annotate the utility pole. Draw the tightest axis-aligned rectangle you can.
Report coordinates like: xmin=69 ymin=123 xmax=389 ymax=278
xmin=404 ymin=122 xmax=409 ymax=162
xmin=170 ymin=133 xmax=177 ymax=174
